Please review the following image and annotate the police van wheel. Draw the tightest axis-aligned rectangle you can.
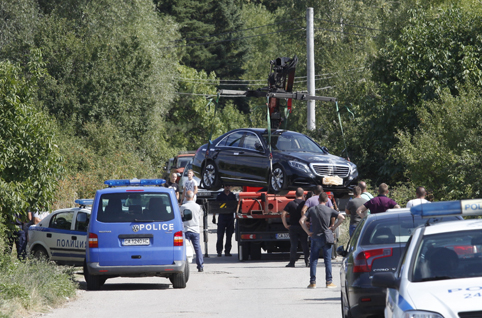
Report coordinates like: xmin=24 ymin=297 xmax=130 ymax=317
xmin=33 ymin=246 xmax=49 ymax=260
xmin=84 ymin=262 xmax=102 ymax=291
xmin=184 ymin=262 xmax=190 ymax=283
xmin=170 ymin=271 xmax=187 ymax=289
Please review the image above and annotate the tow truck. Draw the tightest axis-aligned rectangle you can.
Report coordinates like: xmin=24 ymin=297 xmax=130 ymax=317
xmin=202 ymin=186 xmax=340 ymax=261
xmin=198 ymin=56 xmax=348 ymax=260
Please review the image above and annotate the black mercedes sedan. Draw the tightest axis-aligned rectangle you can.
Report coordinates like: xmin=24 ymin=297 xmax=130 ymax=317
xmin=191 ymin=128 xmax=358 ymax=194
xmin=337 ymin=209 xmax=462 ymax=318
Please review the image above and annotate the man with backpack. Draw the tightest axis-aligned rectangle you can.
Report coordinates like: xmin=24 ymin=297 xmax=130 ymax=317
xmin=281 ymin=188 xmax=309 ymax=267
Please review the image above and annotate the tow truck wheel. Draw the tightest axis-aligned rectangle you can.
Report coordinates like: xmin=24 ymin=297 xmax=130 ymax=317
xmin=238 ymin=242 xmax=250 ymax=261
xmin=202 ymin=161 xmax=221 ymax=190
xmin=269 ymin=165 xmax=286 ymax=193
xmin=250 ymin=243 xmax=262 ymax=260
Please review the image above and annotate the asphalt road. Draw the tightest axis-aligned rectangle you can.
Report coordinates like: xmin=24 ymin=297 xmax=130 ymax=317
xmin=42 ymin=220 xmax=343 ymax=318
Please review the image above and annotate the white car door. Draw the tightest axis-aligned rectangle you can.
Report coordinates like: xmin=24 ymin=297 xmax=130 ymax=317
xmin=46 ymin=210 xmax=77 ymax=264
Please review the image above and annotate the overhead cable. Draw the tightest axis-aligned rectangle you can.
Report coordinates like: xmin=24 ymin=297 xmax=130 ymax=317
xmin=172 ymin=18 xmax=303 ymax=42
xmin=163 ymin=27 xmax=305 ymax=49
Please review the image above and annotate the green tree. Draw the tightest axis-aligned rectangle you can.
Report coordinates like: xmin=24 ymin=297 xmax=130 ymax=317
xmin=164 ymin=65 xmax=248 ymax=150
xmin=395 ymin=87 xmax=482 ymax=201
xmin=155 ymin=0 xmax=249 ymax=80
xmin=1 ymin=0 xmax=180 ymax=166
xmin=0 ymin=51 xmax=63 ymax=227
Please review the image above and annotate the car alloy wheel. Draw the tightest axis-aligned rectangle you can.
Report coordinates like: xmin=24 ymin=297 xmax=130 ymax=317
xmin=270 ymin=166 xmax=285 ymax=192
xmin=202 ymin=161 xmax=219 ymax=190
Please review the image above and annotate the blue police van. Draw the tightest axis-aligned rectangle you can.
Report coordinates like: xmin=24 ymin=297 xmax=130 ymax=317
xmin=84 ymin=178 xmax=192 ymax=290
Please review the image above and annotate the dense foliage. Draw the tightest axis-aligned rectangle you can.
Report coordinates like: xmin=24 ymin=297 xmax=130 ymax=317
xmin=1 ymin=0 xmax=482 ymax=228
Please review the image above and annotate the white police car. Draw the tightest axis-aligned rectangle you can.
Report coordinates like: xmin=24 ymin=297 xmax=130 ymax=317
xmin=84 ymin=178 xmax=193 ymax=290
xmin=27 ymin=199 xmax=92 ymax=266
xmin=372 ymin=199 xmax=482 ymax=318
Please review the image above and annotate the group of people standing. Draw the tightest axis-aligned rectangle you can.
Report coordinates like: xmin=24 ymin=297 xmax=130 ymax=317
xmin=281 ymin=185 xmax=345 ymax=289
xmin=164 ymin=170 xmax=235 ymax=273
xmin=165 ymin=170 xmax=430 ymax=289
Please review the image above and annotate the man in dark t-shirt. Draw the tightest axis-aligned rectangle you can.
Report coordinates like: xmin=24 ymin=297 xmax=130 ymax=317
xmin=281 ymin=188 xmax=309 ymax=268
xmin=300 ymin=193 xmax=345 ymax=289
xmin=164 ymin=172 xmax=180 ymax=202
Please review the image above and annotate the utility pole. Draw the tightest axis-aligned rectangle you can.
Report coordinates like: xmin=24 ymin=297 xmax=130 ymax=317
xmin=306 ymin=7 xmax=316 ymax=130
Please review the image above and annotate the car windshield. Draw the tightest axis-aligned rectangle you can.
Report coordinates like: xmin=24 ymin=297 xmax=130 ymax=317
xmin=411 ymin=229 xmax=482 ymax=282
xmin=97 ymin=193 xmax=174 ymax=222
xmin=262 ymin=132 xmax=324 ymax=153
xmin=177 ymin=157 xmax=192 ymax=168
xmin=360 ymin=215 xmax=461 ymax=246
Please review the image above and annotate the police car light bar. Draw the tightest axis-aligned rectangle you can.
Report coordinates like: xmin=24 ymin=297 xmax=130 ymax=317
xmin=410 ymin=199 xmax=482 ymax=218
xmin=104 ymin=178 xmax=166 ymax=187
xmin=75 ymin=199 xmax=93 ymax=206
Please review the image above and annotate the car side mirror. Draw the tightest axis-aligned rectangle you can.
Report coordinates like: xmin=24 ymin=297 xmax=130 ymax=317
xmin=76 ymin=213 xmax=87 ymax=223
xmin=336 ymin=245 xmax=347 ymax=257
xmin=371 ymin=272 xmax=400 ymax=290
xmin=322 ymin=146 xmax=329 ymax=153
xmin=182 ymin=209 xmax=193 ymax=222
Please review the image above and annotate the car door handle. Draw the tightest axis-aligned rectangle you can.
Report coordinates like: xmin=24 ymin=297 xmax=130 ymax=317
xmin=71 ymin=236 xmax=77 ymax=240
xmin=47 ymin=233 xmax=52 ymax=238
xmin=234 ymin=152 xmax=244 ymax=155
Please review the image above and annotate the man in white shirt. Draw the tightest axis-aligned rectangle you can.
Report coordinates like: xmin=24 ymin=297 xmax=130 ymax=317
xmin=180 ymin=190 xmax=203 ymax=272
xmin=406 ymin=186 xmax=431 ymax=208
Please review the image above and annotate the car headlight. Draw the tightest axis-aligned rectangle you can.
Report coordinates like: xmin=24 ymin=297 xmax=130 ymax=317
xmin=403 ymin=311 xmax=444 ymax=318
xmin=288 ymin=161 xmax=311 ymax=174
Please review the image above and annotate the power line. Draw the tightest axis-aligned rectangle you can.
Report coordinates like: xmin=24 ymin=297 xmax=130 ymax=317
xmin=163 ymin=27 xmax=305 ymax=49
xmin=314 ymin=27 xmax=378 ymax=39
xmin=172 ymin=18 xmax=303 ymax=43
xmin=314 ymin=18 xmax=381 ymax=31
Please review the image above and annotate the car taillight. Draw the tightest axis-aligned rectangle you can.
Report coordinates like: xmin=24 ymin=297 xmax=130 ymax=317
xmin=353 ymin=248 xmax=392 ymax=273
xmin=174 ymin=231 xmax=183 ymax=246
xmin=88 ymin=233 xmax=98 ymax=248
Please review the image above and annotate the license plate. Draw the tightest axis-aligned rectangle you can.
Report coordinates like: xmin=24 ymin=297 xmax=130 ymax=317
xmin=276 ymin=233 xmax=290 ymax=239
xmin=123 ymin=238 xmax=150 ymax=246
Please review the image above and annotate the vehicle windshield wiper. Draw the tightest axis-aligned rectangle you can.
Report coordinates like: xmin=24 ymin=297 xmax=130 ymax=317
xmin=133 ymin=219 xmax=154 ymax=222
xmin=420 ymin=276 xmax=453 ymax=282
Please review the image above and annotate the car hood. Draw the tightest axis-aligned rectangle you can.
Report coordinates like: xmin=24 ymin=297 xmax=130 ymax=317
xmin=405 ymin=277 xmax=482 ymax=316
xmin=277 ymin=151 xmax=350 ymax=165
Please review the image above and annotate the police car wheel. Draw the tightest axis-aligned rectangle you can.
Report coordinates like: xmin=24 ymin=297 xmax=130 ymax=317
xmin=33 ymin=246 xmax=49 ymax=260
xmin=170 ymin=269 xmax=187 ymax=289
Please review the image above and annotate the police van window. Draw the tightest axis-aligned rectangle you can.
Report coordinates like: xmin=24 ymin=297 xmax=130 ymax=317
xmin=50 ymin=211 xmax=74 ymax=230
xmin=97 ymin=193 xmax=174 ymax=223
xmin=75 ymin=212 xmax=90 ymax=232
